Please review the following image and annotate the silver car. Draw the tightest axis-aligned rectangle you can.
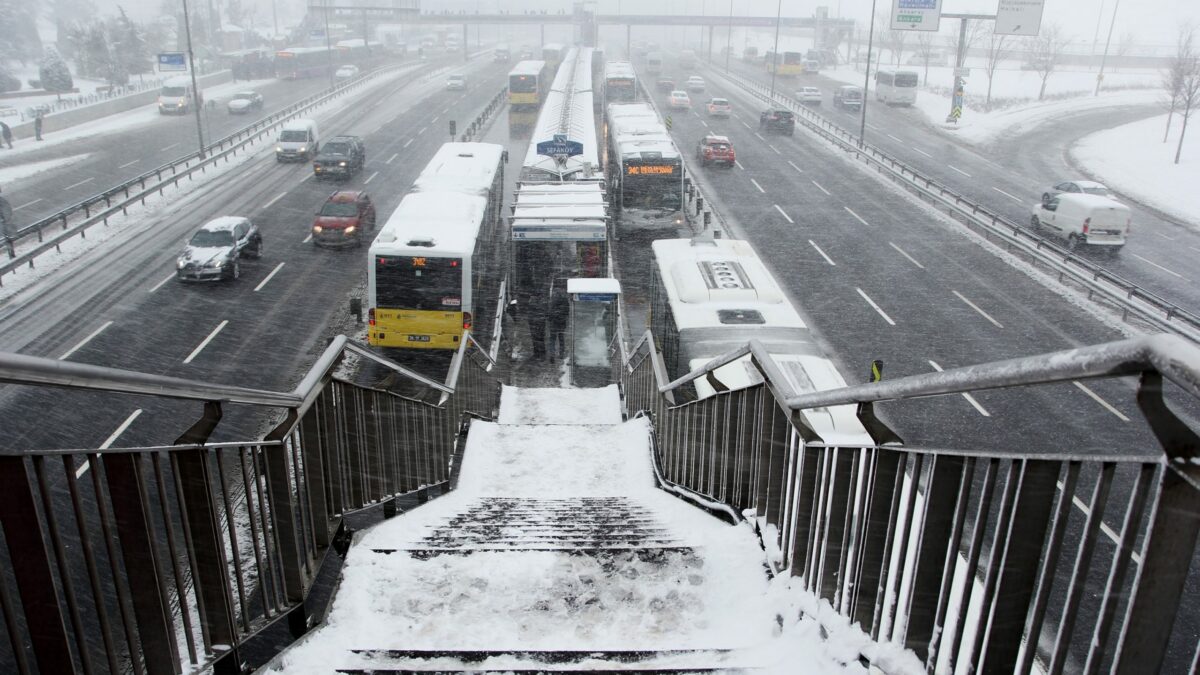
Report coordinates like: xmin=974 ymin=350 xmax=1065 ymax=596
xmin=176 ymin=216 xmax=262 ymax=281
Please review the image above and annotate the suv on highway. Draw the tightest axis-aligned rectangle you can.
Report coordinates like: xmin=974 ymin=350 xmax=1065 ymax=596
xmin=686 ymin=75 xmax=706 ymax=92
xmin=312 ymin=190 xmax=376 ymax=247
xmin=313 ymin=135 xmax=366 ymax=180
xmin=446 ymin=74 xmax=467 ymax=90
xmin=176 ymin=216 xmax=262 ymax=281
xmin=759 ymin=107 xmax=794 ymax=135
xmin=696 ymin=134 xmax=736 ymax=167
xmin=833 ymin=85 xmax=862 ymax=111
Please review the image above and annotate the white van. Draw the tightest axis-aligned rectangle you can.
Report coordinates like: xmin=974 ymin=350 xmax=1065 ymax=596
xmin=157 ymin=76 xmax=199 ymax=115
xmin=275 ymin=119 xmax=320 ymax=162
xmin=1030 ymin=193 xmax=1130 ymax=252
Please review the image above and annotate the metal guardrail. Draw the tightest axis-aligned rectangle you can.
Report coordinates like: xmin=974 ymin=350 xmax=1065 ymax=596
xmin=457 ymin=87 xmax=508 ymax=143
xmin=612 ymin=326 xmax=1200 ymax=674
xmin=0 ymin=333 xmax=502 ymax=674
xmin=0 ymin=60 xmax=443 ymax=281
xmin=706 ymin=67 xmax=1200 ymax=344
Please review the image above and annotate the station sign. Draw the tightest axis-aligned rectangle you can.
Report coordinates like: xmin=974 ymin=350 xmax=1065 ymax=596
xmin=890 ymin=0 xmax=942 ymax=31
xmin=995 ymin=0 xmax=1045 ymax=36
xmin=536 ymin=133 xmax=583 ymax=157
xmin=157 ymin=52 xmax=187 ymax=72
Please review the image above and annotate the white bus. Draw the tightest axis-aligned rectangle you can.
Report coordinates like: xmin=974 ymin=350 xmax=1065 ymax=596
xmin=603 ymin=61 xmax=638 ymax=104
xmin=649 ymin=237 xmax=870 ymax=445
xmin=522 ymin=47 xmax=601 ymax=183
xmin=367 ymin=143 xmax=506 ymax=350
xmin=606 ymin=102 xmax=685 ymax=235
xmin=646 ymin=52 xmax=664 ymax=75
xmin=874 ymin=69 xmax=919 ymax=106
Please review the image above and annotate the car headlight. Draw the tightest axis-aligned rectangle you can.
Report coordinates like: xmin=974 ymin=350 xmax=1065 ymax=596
xmin=339 ymin=161 xmax=347 ymax=167
xmin=177 ymin=258 xmax=186 ymax=268
xmin=299 ymin=145 xmax=307 ymax=153
xmin=276 ymin=145 xmax=283 ymax=152
xmin=313 ymin=225 xmax=323 ymax=233
xmin=344 ymin=226 xmax=356 ymax=234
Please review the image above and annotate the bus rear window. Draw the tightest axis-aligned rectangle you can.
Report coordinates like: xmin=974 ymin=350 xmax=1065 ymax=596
xmin=510 ymin=75 xmax=537 ymax=93
xmin=895 ymin=73 xmax=919 ymax=87
xmin=375 ymin=255 xmax=462 ymax=310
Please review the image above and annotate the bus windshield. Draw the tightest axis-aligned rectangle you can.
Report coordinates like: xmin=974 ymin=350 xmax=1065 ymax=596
xmin=375 ymin=255 xmax=462 ymax=310
xmin=623 ymin=171 xmax=682 ymax=211
xmin=783 ymin=52 xmax=803 ymax=64
xmin=509 ymin=75 xmax=537 ymax=93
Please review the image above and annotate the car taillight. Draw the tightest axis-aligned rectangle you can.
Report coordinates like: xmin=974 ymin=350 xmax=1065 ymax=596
xmin=462 ymin=312 xmax=472 ymax=330
xmin=368 ymin=308 xmax=375 ymax=326
xmin=1082 ymin=217 xmax=1090 ymax=234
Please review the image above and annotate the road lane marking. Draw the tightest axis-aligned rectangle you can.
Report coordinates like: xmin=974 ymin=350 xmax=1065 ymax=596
xmin=991 ymin=186 xmax=1024 ymax=204
xmin=1060 ymin=484 xmax=1141 ymax=561
xmin=387 ymin=152 xmax=399 ymax=163
xmin=768 ymin=144 xmax=781 ymax=154
xmin=442 ymin=107 xmax=450 ymax=114
xmin=866 ymin=123 xmax=880 ymax=131
xmin=184 ymin=320 xmax=228 ymax=364
xmin=118 ymin=160 xmax=139 ymax=169
xmin=741 ymin=120 xmax=751 ymax=129
xmin=59 ymin=321 xmax=113 ymax=360
xmin=1072 ymin=381 xmax=1130 ymax=422
xmin=811 ymin=180 xmax=831 ymax=196
xmin=149 ymin=273 xmax=175 ymax=292
xmin=160 ymin=142 xmax=180 ymax=152
xmin=262 ymin=191 xmax=287 ymax=209
xmin=364 ymin=171 xmax=378 ymax=184
xmin=303 ymin=233 xmax=313 ymax=243
xmin=1131 ymin=253 xmax=1186 ymax=279
xmin=418 ymin=126 xmax=428 ymax=134
xmin=774 ymin=205 xmax=794 ymax=223
xmin=754 ymin=132 xmax=766 ymax=141
xmin=1153 ymin=231 xmax=1175 ymax=241
xmin=844 ymin=207 xmax=869 ymax=226
xmin=911 ymin=147 xmax=933 ymax=158
xmin=750 ymin=178 xmax=766 ymax=193
xmin=809 ymin=240 xmax=835 ymax=265
xmin=1190 ymin=246 xmax=1200 ymax=254
xmin=63 ymin=177 xmax=95 ymax=191
xmin=403 ymin=138 xmax=414 ymax=148
xmin=692 ymin=110 xmax=700 ymax=117
xmin=431 ymin=115 xmax=439 ymax=123
xmin=254 ymin=262 xmax=286 ymax=292
xmin=856 ymin=288 xmax=895 ymax=326
xmin=886 ymin=133 xmax=904 ymax=143
xmin=888 ymin=242 xmax=925 ymax=269
xmin=948 ymin=164 xmax=972 ymax=178
xmin=735 ymin=160 xmax=745 ymax=170
xmin=15 ymin=198 xmax=42 ymax=210
xmin=787 ymin=160 xmax=803 ymax=173
xmin=700 ymin=120 xmax=709 ymax=128
xmin=952 ymin=290 xmax=1004 ymax=328
xmin=77 ymin=409 xmax=145 ymax=477
xmin=929 ymin=361 xmax=990 ymax=416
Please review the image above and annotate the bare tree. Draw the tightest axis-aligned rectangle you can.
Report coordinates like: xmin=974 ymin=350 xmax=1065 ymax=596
xmin=914 ymin=31 xmax=937 ymax=84
xmin=1170 ymin=26 xmax=1200 ymax=164
xmin=1113 ymin=30 xmax=1136 ymax=73
xmin=1162 ymin=29 xmax=1192 ymax=142
xmin=981 ymin=29 xmax=1013 ymax=107
xmin=1027 ymin=23 xmax=1069 ymax=100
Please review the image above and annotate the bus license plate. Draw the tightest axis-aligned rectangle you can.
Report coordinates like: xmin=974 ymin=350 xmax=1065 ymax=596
xmin=407 ymin=335 xmax=431 ymax=342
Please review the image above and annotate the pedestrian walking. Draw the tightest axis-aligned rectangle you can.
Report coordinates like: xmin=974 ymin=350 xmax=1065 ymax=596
xmin=34 ymin=113 xmax=43 ymax=141
xmin=0 ymin=121 xmax=11 ymax=149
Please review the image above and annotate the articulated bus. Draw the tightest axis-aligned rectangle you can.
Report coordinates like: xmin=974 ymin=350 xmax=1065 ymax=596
xmin=367 ymin=143 xmax=506 ymax=350
xmin=606 ymin=102 xmax=685 ymax=235
xmin=275 ymin=47 xmax=335 ymax=79
xmin=766 ymin=51 xmax=804 ymax=76
xmin=649 ymin=237 xmax=871 ymax=446
xmin=603 ymin=61 xmax=638 ymax=104
xmin=875 ymin=69 xmax=919 ymax=106
xmin=542 ymin=43 xmax=567 ymax=69
xmin=508 ymin=60 xmax=549 ymax=109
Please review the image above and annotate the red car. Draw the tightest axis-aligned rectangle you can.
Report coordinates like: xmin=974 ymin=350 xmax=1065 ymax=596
xmin=312 ymin=190 xmax=376 ymax=247
xmin=696 ymin=134 xmax=736 ymax=167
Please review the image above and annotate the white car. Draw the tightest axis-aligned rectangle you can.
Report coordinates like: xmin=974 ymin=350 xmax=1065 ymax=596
xmin=226 ymin=90 xmax=263 ymax=114
xmin=335 ymin=65 xmax=359 ymax=80
xmin=686 ymin=75 xmax=706 ymax=92
xmin=1030 ymin=193 xmax=1130 ymax=253
xmin=445 ymin=74 xmax=466 ymax=90
xmin=668 ymin=90 xmax=691 ymax=109
xmin=1042 ymin=180 xmax=1116 ymax=204
xmin=796 ymin=87 xmax=822 ymax=105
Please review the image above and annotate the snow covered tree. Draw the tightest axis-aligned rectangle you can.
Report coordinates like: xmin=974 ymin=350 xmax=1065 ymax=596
xmin=0 ymin=0 xmax=44 ymax=65
xmin=913 ymin=31 xmax=938 ymax=85
xmin=39 ymin=47 xmax=74 ymax=98
xmin=49 ymin=0 xmax=96 ymax=60
xmin=0 ymin=64 xmax=19 ymax=93
xmin=114 ymin=7 xmax=152 ymax=77
xmin=1027 ymin=23 xmax=1069 ymax=101
xmin=981 ymin=29 xmax=1013 ymax=108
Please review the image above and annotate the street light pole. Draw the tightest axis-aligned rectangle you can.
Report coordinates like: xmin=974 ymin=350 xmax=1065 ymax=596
xmin=323 ymin=0 xmax=335 ymax=89
xmin=858 ymin=0 xmax=878 ymax=148
xmin=1095 ymin=0 xmax=1121 ymax=96
xmin=725 ymin=0 xmax=733 ymax=73
xmin=768 ymin=0 xmax=782 ymax=101
xmin=181 ymin=0 xmax=206 ymax=160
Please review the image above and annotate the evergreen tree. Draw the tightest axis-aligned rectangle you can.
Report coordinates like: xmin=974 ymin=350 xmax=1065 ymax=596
xmin=39 ymin=47 xmax=75 ymax=98
xmin=115 ymin=7 xmax=151 ymax=77
xmin=49 ymin=0 xmax=96 ymax=60
xmin=0 ymin=0 xmax=43 ymax=65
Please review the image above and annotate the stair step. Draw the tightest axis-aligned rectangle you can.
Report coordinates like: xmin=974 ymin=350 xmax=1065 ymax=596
xmin=369 ymin=546 xmax=700 ymax=559
xmin=339 ymin=648 xmax=759 ymax=673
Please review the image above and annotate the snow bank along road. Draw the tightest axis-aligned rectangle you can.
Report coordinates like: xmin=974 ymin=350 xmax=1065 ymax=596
xmin=716 ymin=56 xmax=1200 ymax=320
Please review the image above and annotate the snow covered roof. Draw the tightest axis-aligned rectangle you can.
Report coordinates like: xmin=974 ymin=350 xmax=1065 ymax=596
xmin=370 ymin=191 xmax=488 ymax=257
xmin=412 ymin=142 xmax=504 ymax=197
xmin=607 ymin=103 xmax=681 ymax=161
xmin=511 ymin=182 xmax=608 ymax=241
xmin=200 ymin=216 xmax=249 ymax=232
xmin=522 ymin=48 xmax=601 ymax=181
xmin=509 ymin=60 xmax=547 ymax=77
xmin=604 ymin=61 xmax=635 ymax=80
xmin=567 ymin=278 xmax=621 ymax=295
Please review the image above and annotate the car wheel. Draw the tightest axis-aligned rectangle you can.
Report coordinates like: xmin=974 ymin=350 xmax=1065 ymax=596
xmin=1030 ymin=215 xmax=1041 ymax=230
xmin=228 ymin=260 xmax=240 ymax=280
xmin=250 ymin=238 xmax=263 ymax=259
xmin=1066 ymin=234 xmax=1080 ymax=252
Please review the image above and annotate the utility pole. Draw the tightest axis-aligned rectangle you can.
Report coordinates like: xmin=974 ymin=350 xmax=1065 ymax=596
xmin=858 ymin=0 xmax=877 ymax=148
xmin=768 ymin=0 xmax=782 ymax=101
xmin=942 ymin=13 xmax=996 ymax=124
xmin=725 ymin=0 xmax=733 ymax=73
xmin=323 ymin=0 xmax=335 ymax=89
xmin=1095 ymin=0 xmax=1121 ymax=95
xmin=181 ymin=0 xmax=206 ymax=159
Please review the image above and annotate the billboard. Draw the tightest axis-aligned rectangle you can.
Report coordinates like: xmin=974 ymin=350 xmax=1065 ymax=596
xmin=157 ymin=52 xmax=187 ymax=72
xmin=995 ymin=0 xmax=1046 ymax=36
xmin=890 ymin=0 xmax=943 ymax=32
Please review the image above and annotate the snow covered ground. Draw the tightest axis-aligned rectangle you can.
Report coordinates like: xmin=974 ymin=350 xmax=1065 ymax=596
xmin=1072 ymin=112 xmax=1200 ymax=227
xmin=267 ymin=386 xmax=924 ymax=674
xmin=0 ymin=153 xmax=89 ymax=184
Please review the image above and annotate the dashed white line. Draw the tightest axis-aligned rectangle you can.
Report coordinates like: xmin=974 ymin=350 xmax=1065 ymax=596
xmin=886 ymin=133 xmax=904 ymax=143
xmin=735 ymin=160 xmax=745 ymax=170
xmin=1131 ymin=253 xmax=1186 ymax=279
xmin=991 ymin=186 xmax=1024 ymax=204
xmin=741 ymin=120 xmax=751 ymax=129
xmin=768 ymin=144 xmax=781 ymax=154
xmin=888 ymin=242 xmax=925 ymax=269
xmin=844 ymin=207 xmax=869 ymax=226
xmin=1073 ymin=381 xmax=1130 ymax=422
xmin=387 ymin=152 xmax=399 ymax=163
xmin=403 ymin=138 xmax=414 ymax=148
xmin=184 ymin=320 xmax=228 ymax=364
xmin=1154 ymin=231 xmax=1175 ymax=241
xmin=866 ymin=123 xmax=881 ymax=131
xmin=303 ymin=233 xmax=313 ymax=243
xmin=787 ymin=160 xmax=803 ymax=173
xmin=254 ymin=262 xmax=286 ymax=292
xmin=750 ymin=178 xmax=766 ymax=193
xmin=149 ymin=273 xmax=175 ymax=292
xmin=948 ymin=164 xmax=972 ymax=178
xmin=418 ymin=126 xmax=428 ymax=134
xmin=63 ymin=177 xmax=95 ymax=191
xmin=774 ymin=204 xmax=794 ymax=223
xmin=14 ymin=198 xmax=42 ymax=210
xmin=811 ymin=180 xmax=831 ymax=196
xmin=442 ymin=107 xmax=450 ymax=114
xmin=952 ymin=290 xmax=1004 ymax=328
xmin=911 ymin=147 xmax=933 ymax=158
xmin=692 ymin=110 xmax=700 ymax=117
xmin=118 ymin=159 xmax=139 ymax=169
xmin=809 ymin=240 xmax=835 ymax=265
xmin=1189 ymin=246 xmax=1200 ymax=254
xmin=77 ymin=409 xmax=144 ymax=477
xmin=700 ymin=120 xmax=709 ymax=128
xmin=856 ymin=288 xmax=896 ymax=326
xmin=160 ymin=142 xmax=180 ymax=152
xmin=754 ymin=132 xmax=766 ymax=141
xmin=431 ymin=115 xmax=440 ymax=123
xmin=364 ymin=170 xmax=379 ymax=184
xmin=929 ymin=361 xmax=990 ymax=416
xmin=262 ymin=191 xmax=287 ymax=209
xmin=59 ymin=321 xmax=113 ymax=360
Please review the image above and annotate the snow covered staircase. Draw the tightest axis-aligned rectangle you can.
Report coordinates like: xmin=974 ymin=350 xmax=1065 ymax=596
xmin=268 ymin=386 xmax=868 ymax=674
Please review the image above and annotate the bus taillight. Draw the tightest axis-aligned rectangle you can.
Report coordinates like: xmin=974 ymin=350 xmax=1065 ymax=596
xmin=368 ymin=307 xmax=376 ymax=326
xmin=463 ymin=312 xmax=472 ymax=330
